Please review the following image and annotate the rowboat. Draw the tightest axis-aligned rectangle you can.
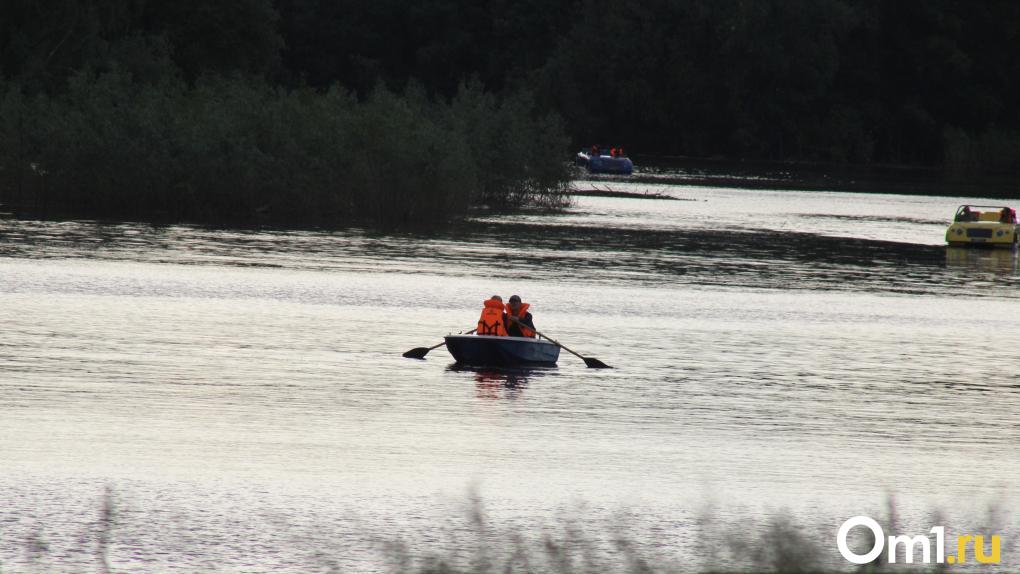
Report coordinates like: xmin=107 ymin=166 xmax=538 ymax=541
xmin=444 ymin=335 xmax=560 ymax=367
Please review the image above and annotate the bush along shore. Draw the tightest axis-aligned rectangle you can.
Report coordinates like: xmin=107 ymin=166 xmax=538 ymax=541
xmin=0 ymin=72 xmax=571 ymax=230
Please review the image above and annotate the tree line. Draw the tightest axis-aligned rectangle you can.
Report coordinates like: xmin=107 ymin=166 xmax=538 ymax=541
xmin=285 ymin=0 xmax=1020 ymax=170
xmin=0 ymin=0 xmax=569 ymax=227
xmin=2 ymin=0 xmax=1018 ymax=225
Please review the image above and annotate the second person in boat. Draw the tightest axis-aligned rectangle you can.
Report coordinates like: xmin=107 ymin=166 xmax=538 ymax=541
xmin=505 ymin=294 xmax=536 ymax=338
xmin=477 ymin=295 xmax=508 ymax=336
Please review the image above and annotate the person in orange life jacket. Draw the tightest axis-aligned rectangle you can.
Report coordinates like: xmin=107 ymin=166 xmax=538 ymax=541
xmin=504 ymin=294 xmax=536 ymax=338
xmin=477 ymin=295 xmax=508 ymax=336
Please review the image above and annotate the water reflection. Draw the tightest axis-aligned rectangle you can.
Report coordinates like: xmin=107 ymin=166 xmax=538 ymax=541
xmin=945 ymin=246 xmax=1018 ymax=274
xmin=446 ymin=366 xmax=551 ymax=400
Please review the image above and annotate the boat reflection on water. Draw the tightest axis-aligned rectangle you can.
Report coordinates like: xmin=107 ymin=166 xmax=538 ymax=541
xmin=447 ymin=365 xmax=555 ymax=400
xmin=945 ymin=246 xmax=1018 ymax=274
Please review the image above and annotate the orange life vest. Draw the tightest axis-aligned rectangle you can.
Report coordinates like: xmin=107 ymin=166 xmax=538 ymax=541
xmin=477 ymin=298 xmax=508 ymax=336
xmin=505 ymin=302 xmax=535 ymax=338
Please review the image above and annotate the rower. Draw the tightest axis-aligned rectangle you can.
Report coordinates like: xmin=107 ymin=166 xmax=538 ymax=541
xmin=504 ymin=295 xmax=536 ymax=338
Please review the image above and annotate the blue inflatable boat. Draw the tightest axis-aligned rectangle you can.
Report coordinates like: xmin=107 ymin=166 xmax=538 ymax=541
xmin=575 ymin=147 xmax=633 ymax=175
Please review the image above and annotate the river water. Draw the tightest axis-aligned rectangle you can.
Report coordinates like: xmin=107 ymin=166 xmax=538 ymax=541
xmin=1 ymin=180 xmax=1018 ymax=572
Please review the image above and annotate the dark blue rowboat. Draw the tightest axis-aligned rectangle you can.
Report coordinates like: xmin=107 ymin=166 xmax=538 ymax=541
xmin=444 ymin=335 xmax=560 ymax=367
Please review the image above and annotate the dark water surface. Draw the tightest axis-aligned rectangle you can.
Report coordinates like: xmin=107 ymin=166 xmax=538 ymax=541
xmin=2 ymin=181 xmax=1019 ymax=572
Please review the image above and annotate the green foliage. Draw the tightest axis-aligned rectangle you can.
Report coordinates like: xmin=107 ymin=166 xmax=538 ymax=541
xmin=0 ymin=0 xmax=282 ymax=90
xmin=540 ymin=0 xmax=856 ymax=160
xmin=0 ymin=0 xmax=147 ymax=92
xmin=145 ymin=0 xmax=284 ymax=81
xmin=0 ymin=69 xmax=569 ymax=228
xmin=944 ymin=126 xmax=1020 ymax=176
xmin=5 ymin=0 xmax=1020 ymax=199
xmin=275 ymin=0 xmax=579 ymax=96
xmin=448 ymin=81 xmax=570 ymax=209
xmin=273 ymin=0 xmax=1020 ymax=167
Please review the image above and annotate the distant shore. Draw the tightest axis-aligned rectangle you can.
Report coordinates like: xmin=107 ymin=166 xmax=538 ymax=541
xmin=5 ymin=152 xmax=1019 ymax=231
xmin=594 ymin=155 xmax=1020 ymax=199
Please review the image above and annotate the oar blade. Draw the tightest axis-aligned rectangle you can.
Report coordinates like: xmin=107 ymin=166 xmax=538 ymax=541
xmin=583 ymin=357 xmax=612 ymax=369
xmin=402 ymin=347 xmax=430 ymax=359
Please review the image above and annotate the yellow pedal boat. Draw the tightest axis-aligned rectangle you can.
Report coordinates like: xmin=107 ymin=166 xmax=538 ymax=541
xmin=945 ymin=205 xmax=1018 ymax=247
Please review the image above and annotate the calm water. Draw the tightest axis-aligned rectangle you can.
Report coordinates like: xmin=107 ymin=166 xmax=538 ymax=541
xmin=2 ymin=180 xmax=1019 ymax=572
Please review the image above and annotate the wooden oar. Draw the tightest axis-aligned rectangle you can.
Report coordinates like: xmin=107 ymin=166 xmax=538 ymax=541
xmin=403 ymin=329 xmax=476 ymax=359
xmin=531 ymin=327 xmax=611 ymax=369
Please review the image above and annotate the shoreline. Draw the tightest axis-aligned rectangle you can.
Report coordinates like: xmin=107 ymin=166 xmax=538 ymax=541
xmin=4 ymin=159 xmax=1019 ymax=230
xmin=622 ymin=156 xmax=1020 ymax=198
